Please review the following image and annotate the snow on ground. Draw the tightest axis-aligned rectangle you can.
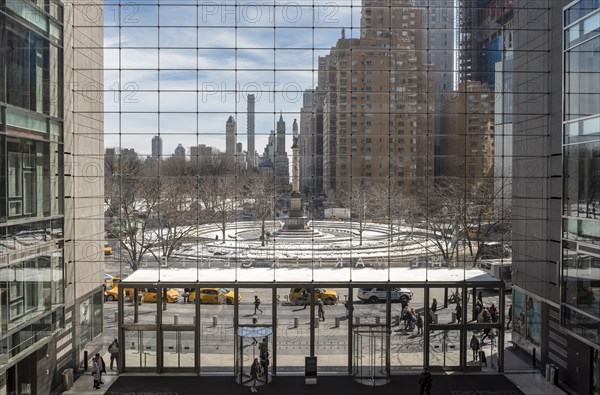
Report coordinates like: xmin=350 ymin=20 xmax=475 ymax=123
xmin=121 ymin=266 xmax=497 ymax=284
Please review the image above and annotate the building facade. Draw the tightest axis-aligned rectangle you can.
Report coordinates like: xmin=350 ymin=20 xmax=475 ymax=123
xmin=320 ymin=0 xmax=435 ymax=202
xmin=0 ymin=0 xmax=105 ymax=393
xmin=512 ymin=0 xmax=599 ymax=394
xmin=151 ymin=136 xmax=162 ymax=159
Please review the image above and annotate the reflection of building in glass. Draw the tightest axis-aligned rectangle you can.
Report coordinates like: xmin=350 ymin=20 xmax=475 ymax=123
xmin=561 ymin=0 xmax=600 ymax=354
xmin=1 ymin=1 xmax=105 ymax=393
xmin=438 ymin=81 xmax=495 ymax=183
xmin=320 ymin=0 xmax=434 ymax=202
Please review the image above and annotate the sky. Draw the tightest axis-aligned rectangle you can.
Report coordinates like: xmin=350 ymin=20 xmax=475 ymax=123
xmin=103 ymin=0 xmax=363 ymax=157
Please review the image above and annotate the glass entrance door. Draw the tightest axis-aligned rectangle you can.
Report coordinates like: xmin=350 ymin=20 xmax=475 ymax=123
xmin=429 ymin=329 xmax=461 ymax=370
xmin=163 ymin=330 xmax=195 ymax=371
xmin=353 ymin=324 xmax=390 ymax=386
xmin=235 ymin=325 xmax=273 ymax=388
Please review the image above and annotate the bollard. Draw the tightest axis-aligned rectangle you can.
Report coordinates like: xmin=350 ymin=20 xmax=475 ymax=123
xmin=335 ymin=317 xmax=340 ymax=328
xmin=213 ymin=315 xmax=218 ymax=327
xmin=174 ymin=314 xmax=179 ymax=325
xmin=375 ymin=316 xmax=381 ymax=325
xmin=314 ymin=318 xmax=319 ymax=328
xmin=193 ymin=316 xmax=196 ymax=325
xmin=394 ymin=315 xmax=400 ymax=326
xmin=451 ymin=312 xmax=456 ymax=323
xmin=155 ymin=314 xmax=158 ymax=324
xmin=114 ymin=311 xmax=118 ymax=322
xmin=355 ymin=316 xmax=360 ymax=325
xmin=294 ymin=316 xmax=299 ymax=328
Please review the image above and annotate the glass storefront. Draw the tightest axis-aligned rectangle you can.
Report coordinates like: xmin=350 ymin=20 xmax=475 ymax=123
xmin=117 ymin=282 xmax=505 ymax=376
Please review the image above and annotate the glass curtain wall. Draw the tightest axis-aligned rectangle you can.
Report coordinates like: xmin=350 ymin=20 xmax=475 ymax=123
xmin=90 ymin=0 xmax=517 ymax=374
xmin=561 ymin=0 xmax=600 ymax=346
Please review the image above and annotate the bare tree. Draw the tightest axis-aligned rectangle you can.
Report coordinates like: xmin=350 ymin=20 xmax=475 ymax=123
xmin=247 ymin=172 xmax=279 ymax=246
xmin=105 ymin=161 xmax=161 ymax=271
xmin=205 ymin=176 xmax=238 ymax=243
xmin=344 ymin=181 xmax=377 ymax=246
xmin=416 ymin=176 xmax=512 ymax=266
xmin=150 ymin=158 xmax=199 ymax=263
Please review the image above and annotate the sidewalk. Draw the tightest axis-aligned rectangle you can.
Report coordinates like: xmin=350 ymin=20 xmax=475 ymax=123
xmin=62 ymin=352 xmax=119 ymax=395
xmin=62 ymin=349 xmax=569 ymax=395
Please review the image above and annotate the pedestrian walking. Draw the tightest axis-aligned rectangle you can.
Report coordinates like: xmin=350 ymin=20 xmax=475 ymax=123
xmin=431 ymin=298 xmax=438 ymax=313
xmin=317 ymin=298 xmax=325 ymax=321
xmin=419 ymin=368 xmax=433 ymax=395
xmin=92 ymin=356 xmax=101 ymax=389
xmin=455 ymin=303 xmax=462 ymax=324
xmin=344 ymin=300 xmax=353 ymax=318
xmin=301 ymin=289 xmax=309 ymax=309
xmin=250 ymin=357 xmax=261 ymax=392
xmin=416 ymin=313 xmax=423 ymax=335
xmin=470 ymin=334 xmax=480 ymax=361
xmin=506 ymin=305 xmax=513 ymax=329
xmin=254 ymin=295 xmax=263 ymax=314
xmin=108 ymin=339 xmax=119 ymax=370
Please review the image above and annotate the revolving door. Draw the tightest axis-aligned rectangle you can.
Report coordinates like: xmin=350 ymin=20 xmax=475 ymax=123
xmin=235 ymin=325 xmax=273 ymax=387
xmin=353 ymin=324 xmax=390 ymax=386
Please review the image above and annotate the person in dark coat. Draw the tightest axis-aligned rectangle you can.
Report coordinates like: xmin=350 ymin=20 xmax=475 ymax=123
xmin=431 ymin=298 xmax=438 ymax=313
xmin=95 ymin=353 xmax=106 ymax=384
xmin=419 ymin=368 xmax=432 ymax=395
xmin=254 ymin=295 xmax=262 ymax=314
xmin=250 ymin=358 xmax=261 ymax=392
xmin=108 ymin=339 xmax=119 ymax=370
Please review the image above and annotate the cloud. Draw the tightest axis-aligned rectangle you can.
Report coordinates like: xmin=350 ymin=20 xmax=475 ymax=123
xmin=103 ymin=1 xmax=358 ymax=156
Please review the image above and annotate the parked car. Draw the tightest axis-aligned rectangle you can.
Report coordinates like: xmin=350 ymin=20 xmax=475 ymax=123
xmin=104 ymin=242 xmax=112 ymax=256
xmin=357 ymin=288 xmax=413 ymax=303
xmin=188 ymin=288 xmax=241 ymax=304
xmin=289 ymin=288 xmax=338 ymax=305
xmin=105 ymin=286 xmax=179 ymax=303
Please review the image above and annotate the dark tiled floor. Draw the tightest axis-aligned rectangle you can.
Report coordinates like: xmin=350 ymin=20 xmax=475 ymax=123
xmin=104 ymin=374 xmax=525 ymax=395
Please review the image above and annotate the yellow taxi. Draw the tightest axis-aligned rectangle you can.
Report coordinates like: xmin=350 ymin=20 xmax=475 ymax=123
xmin=188 ymin=288 xmax=241 ymax=305
xmin=104 ymin=242 xmax=113 ymax=256
xmin=289 ymin=288 xmax=338 ymax=305
xmin=105 ymin=286 xmax=179 ymax=303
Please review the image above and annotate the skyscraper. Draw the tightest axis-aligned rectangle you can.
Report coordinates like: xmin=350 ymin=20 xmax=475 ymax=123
xmin=152 ymin=135 xmax=163 ymax=159
xmin=226 ymin=115 xmax=236 ymax=157
xmin=247 ymin=94 xmax=256 ymax=168
xmin=274 ymin=113 xmax=290 ymax=189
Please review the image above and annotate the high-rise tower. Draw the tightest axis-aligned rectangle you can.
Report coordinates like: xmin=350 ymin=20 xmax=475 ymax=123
xmin=152 ymin=135 xmax=163 ymax=159
xmin=226 ymin=115 xmax=236 ymax=156
xmin=247 ymin=94 xmax=256 ymax=167
xmin=274 ymin=112 xmax=290 ymax=189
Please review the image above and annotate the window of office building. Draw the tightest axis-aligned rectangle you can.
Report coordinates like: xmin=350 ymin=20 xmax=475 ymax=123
xmin=562 ymin=0 xmax=600 ymax=346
